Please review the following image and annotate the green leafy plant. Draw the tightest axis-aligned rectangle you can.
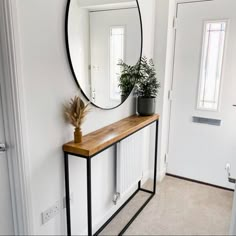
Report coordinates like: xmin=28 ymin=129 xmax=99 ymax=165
xmin=118 ymin=57 xmax=160 ymax=98
xmin=135 ymin=57 xmax=160 ymax=98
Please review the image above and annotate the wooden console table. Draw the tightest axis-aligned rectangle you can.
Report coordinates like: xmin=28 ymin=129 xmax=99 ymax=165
xmin=63 ymin=114 xmax=159 ymax=236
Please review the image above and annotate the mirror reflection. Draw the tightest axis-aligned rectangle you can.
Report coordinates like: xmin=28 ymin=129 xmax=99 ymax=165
xmin=67 ymin=0 xmax=142 ymax=109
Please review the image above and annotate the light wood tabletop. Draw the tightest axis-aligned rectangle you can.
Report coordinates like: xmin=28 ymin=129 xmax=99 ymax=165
xmin=63 ymin=114 xmax=159 ymax=157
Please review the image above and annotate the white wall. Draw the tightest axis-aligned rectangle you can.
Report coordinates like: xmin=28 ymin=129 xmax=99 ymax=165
xmin=15 ymin=0 xmax=156 ymax=234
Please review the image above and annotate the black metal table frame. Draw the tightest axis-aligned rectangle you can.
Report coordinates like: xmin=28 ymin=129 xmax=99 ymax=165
xmin=64 ymin=120 xmax=159 ymax=236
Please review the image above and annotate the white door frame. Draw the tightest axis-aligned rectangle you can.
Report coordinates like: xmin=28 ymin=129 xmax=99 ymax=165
xmin=0 ymin=0 xmax=33 ymax=235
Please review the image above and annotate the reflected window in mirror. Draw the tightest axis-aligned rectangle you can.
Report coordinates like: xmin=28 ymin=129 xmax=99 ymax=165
xmin=110 ymin=26 xmax=125 ymax=101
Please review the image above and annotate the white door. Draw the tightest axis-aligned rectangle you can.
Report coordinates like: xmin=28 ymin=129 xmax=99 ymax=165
xmin=0 ymin=83 xmax=14 ymax=233
xmin=168 ymin=0 xmax=236 ymax=189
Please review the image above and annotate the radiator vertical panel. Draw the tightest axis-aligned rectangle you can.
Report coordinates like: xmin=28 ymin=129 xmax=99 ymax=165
xmin=116 ymin=130 xmax=143 ymax=198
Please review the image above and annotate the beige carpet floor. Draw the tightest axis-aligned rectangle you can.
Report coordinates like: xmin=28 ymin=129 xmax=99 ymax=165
xmin=100 ymin=176 xmax=234 ymax=235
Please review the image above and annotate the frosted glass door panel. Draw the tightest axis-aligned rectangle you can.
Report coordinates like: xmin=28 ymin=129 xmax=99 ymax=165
xmin=198 ymin=21 xmax=227 ymax=111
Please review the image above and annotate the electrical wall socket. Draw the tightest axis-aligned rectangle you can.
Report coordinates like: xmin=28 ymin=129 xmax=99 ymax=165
xmin=42 ymin=201 xmax=60 ymax=224
xmin=41 ymin=193 xmax=73 ymax=225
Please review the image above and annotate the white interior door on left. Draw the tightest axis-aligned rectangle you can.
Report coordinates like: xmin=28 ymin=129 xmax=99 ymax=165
xmin=0 ymin=70 xmax=14 ymax=234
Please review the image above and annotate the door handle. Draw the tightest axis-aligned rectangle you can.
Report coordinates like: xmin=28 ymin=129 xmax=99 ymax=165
xmin=0 ymin=143 xmax=7 ymax=153
xmin=226 ymin=163 xmax=236 ymax=184
xmin=233 ymin=105 xmax=236 ymax=107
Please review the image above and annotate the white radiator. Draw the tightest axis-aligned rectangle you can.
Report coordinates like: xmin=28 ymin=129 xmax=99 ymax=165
xmin=115 ymin=130 xmax=143 ymax=201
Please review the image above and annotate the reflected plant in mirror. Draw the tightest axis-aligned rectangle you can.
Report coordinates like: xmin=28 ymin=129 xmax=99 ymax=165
xmin=66 ymin=0 xmax=142 ymax=109
xmin=118 ymin=59 xmax=140 ymax=102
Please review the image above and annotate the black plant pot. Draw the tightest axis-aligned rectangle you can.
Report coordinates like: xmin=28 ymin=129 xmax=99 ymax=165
xmin=137 ymin=97 xmax=156 ymax=116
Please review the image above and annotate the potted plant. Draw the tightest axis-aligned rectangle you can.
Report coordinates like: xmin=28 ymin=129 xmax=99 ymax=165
xmin=135 ymin=57 xmax=160 ymax=116
xmin=118 ymin=60 xmax=139 ymax=102
xmin=64 ymin=96 xmax=90 ymax=143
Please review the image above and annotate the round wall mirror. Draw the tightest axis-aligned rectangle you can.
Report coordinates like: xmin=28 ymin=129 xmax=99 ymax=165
xmin=66 ymin=0 xmax=143 ymax=109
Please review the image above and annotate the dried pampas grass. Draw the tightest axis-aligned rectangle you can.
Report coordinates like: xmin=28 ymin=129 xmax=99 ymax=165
xmin=64 ymin=96 xmax=90 ymax=129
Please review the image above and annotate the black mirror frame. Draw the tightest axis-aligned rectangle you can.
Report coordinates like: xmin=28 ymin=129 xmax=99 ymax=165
xmin=65 ymin=0 xmax=143 ymax=110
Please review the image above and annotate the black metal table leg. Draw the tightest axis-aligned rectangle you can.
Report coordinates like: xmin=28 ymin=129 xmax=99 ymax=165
xmin=87 ymin=157 xmax=92 ymax=236
xmin=64 ymin=153 xmax=71 ymax=236
xmin=139 ymin=120 xmax=159 ymax=194
xmin=153 ymin=120 xmax=159 ymax=194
